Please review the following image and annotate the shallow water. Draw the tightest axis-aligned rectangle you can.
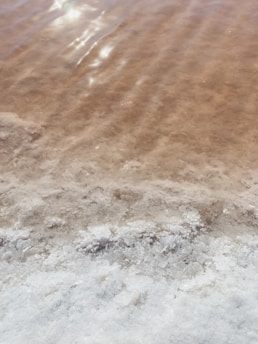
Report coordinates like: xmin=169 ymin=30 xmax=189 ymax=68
xmin=1 ymin=0 xmax=258 ymax=181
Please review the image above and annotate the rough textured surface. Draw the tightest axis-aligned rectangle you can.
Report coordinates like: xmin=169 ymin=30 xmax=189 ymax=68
xmin=1 ymin=0 xmax=258 ymax=343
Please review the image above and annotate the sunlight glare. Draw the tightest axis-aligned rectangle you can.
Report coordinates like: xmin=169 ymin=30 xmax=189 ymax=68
xmin=99 ymin=45 xmax=113 ymax=59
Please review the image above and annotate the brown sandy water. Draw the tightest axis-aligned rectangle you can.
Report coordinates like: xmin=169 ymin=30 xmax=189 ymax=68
xmin=0 ymin=0 xmax=258 ymax=229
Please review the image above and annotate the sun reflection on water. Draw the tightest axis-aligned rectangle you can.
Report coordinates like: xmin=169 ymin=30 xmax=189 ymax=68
xmin=51 ymin=0 xmax=71 ymax=11
xmin=99 ymin=44 xmax=113 ymax=59
xmin=50 ymin=0 xmax=82 ymax=25
xmin=48 ymin=1 xmax=116 ymax=67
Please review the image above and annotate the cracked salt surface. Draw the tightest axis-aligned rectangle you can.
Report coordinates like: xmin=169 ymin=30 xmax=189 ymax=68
xmin=1 ymin=216 xmax=258 ymax=344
